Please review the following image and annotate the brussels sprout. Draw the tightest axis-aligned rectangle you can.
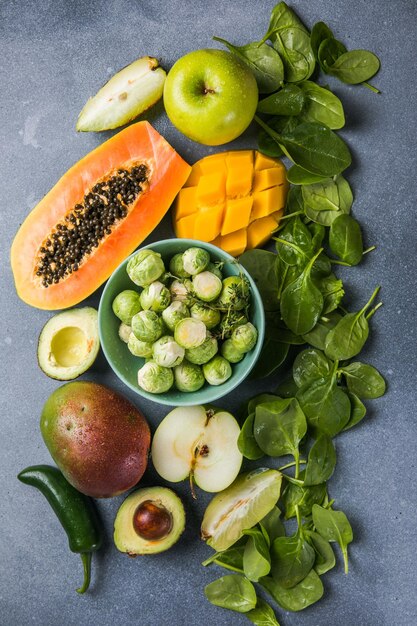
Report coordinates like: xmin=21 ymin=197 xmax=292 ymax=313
xmin=192 ymin=271 xmax=222 ymax=302
xmin=218 ymin=311 xmax=248 ymax=339
xmin=174 ymin=360 xmax=205 ymax=392
xmin=170 ymin=279 xmax=194 ymax=303
xmin=159 ymin=272 xmax=171 ymax=285
xmin=190 ymin=302 xmax=221 ymax=330
xmin=118 ymin=322 xmax=132 ymax=343
xmin=127 ymin=249 xmax=165 ymax=287
xmin=112 ymin=290 xmax=142 ymax=324
xmin=152 ymin=335 xmax=185 ymax=368
xmin=206 ymin=261 xmax=224 ymax=280
xmin=127 ymin=333 xmax=154 ymax=358
xmin=182 ymin=247 xmax=210 ymax=275
xmin=162 ymin=300 xmax=190 ymax=331
xmin=131 ymin=310 xmax=164 ymax=343
xmin=203 ymin=355 xmax=232 ymax=386
xmin=139 ymin=281 xmax=171 ymax=312
xmin=231 ymin=322 xmax=258 ymax=353
xmin=137 ymin=360 xmax=174 ymax=394
xmin=174 ymin=318 xmax=207 ymax=349
xmin=185 ymin=334 xmax=218 ymax=365
xmin=220 ymin=339 xmax=245 ymax=364
xmin=169 ymin=253 xmax=191 ymax=278
xmin=216 ymin=275 xmax=250 ymax=311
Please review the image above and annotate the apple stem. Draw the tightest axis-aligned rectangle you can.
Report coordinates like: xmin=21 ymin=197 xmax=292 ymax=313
xmin=189 ymin=470 xmax=197 ymax=500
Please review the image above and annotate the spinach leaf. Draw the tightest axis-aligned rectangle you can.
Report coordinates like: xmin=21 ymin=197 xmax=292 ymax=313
xmin=293 ymin=348 xmax=331 ymax=388
xmin=243 ymin=528 xmax=271 ymax=581
xmin=202 ymin=544 xmax=245 ymax=573
xmin=238 ymin=413 xmax=264 ymax=460
xmin=324 ymin=286 xmax=380 ymax=360
xmin=248 ymin=393 xmax=280 ymax=414
xmin=260 ymin=506 xmax=286 ymax=543
xmin=305 ymin=529 xmax=336 ymax=575
xmin=258 ymin=127 xmax=285 ymax=157
xmin=310 ymin=21 xmax=334 ymax=60
xmin=205 ymin=574 xmax=257 ymax=612
xmin=312 ymin=505 xmax=353 ymax=573
xmin=261 ymin=569 xmax=323 ymax=611
xmin=318 ymin=37 xmax=347 ymax=70
xmin=302 ymin=178 xmax=341 ymax=212
xmin=309 ymin=222 xmax=326 ymax=249
xmin=296 ymin=374 xmax=351 ymax=436
xmin=325 ymin=50 xmax=380 ymax=84
xmin=329 ymin=214 xmax=363 ymax=265
xmin=302 ymin=311 xmax=342 ymax=350
xmin=343 ymin=392 xmax=367 ymax=430
xmin=304 ymin=175 xmax=353 ymax=225
xmin=257 ymin=84 xmax=305 ymax=115
xmin=275 ymin=376 xmax=299 ymax=398
xmin=246 ymin=598 xmax=281 ymax=625
xmin=275 ymin=216 xmax=314 ymax=266
xmin=239 ymin=249 xmax=281 ymax=311
xmin=267 ymin=317 xmax=306 ymax=344
xmin=265 ymin=2 xmax=315 ymax=83
xmin=282 ymin=479 xmax=327 ymax=519
xmin=213 ymin=37 xmax=284 ymax=93
xmin=298 ymin=81 xmax=345 ymax=129
xmin=319 ymin=273 xmax=345 ymax=314
xmin=254 ymin=397 xmax=307 ymax=457
xmin=250 ymin=339 xmax=290 ymax=379
xmin=341 ymin=362 xmax=386 ymax=399
xmin=271 ymin=534 xmax=315 ymax=588
xmin=303 ymin=435 xmax=336 ymax=486
xmin=286 ymin=184 xmax=305 ymax=214
xmin=280 ymin=249 xmax=324 ymax=335
xmin=287 ymin=165 xmax=328 ymax=185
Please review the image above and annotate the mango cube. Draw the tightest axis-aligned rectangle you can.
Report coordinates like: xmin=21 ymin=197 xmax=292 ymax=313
xmin=221 ymin=197 xmax=253 ymax=236
xmin=194 ymin=205 xmax=224 ymax=242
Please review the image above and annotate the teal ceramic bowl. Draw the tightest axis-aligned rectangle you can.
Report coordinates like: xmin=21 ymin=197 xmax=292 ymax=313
xmin=98 ymin=239 xmax=265 ymax=406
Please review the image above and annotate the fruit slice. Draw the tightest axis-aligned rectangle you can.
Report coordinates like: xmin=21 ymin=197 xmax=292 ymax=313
xmin=11 ymin=121 xmax=191 ymax=310
xmin=37 ymin=307 xmax=99 ymax=380
xmin=114 ymin=486 xmax=185 ymax=555
xmin=173 ymin=150 xmax=288 ymax=255
xmin=151 ymin=405 xmax=242 ymax=494
xmin=201 ymin=468 xmax=283 ymax=551
xmin=77 ymin=57 xmax=166 ymax=132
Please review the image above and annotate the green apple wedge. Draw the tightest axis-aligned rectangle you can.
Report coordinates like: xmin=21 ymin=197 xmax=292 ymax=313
xmin=163 ymin=49 xmax=258 ymax=145
xmin=151 ymin=405 xmax=243 ymax=496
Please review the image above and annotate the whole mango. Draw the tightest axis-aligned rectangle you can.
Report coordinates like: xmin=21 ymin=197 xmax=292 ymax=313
xmin=40 ymin=381 xmax=150 ymax=498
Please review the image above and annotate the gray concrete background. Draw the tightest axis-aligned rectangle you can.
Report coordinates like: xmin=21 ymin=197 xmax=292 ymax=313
xmin=1 ymin=1 xmax=416 ymax=624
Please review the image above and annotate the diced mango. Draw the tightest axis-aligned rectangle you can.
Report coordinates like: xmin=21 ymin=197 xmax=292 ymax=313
xmin=197 ymin=173 xmax=226 ymax=205
xmin=253 ymin=168 xmax=286 ymax=192
xmin=183 ymin=163 xmax=202 ymax=188
xmin=199 ymin=153 xmax=228 ymax=175
xmin=194 ymin=205 xmax=224 ymax=242
xmin=175 ymin=186 xmax=198 ymax=220
xmin=247 ymin=211 xmax=283 ymax=249
xmin=175 ymin=213 xmax=196 ymax=239
xmin=221 ymin=197 xmax=253 ymax=236
xmin=225 ymin=150 xmax=254 ymax=171
xmin=226 ymin=167 xmax=253 ymax=197
xmin=254 ymin=152 xmax=284 ymax=171
xmin=251 ymin=186 xmax=287 ymax=221
xmin=219 ymin=229 xmax=247 ymax=257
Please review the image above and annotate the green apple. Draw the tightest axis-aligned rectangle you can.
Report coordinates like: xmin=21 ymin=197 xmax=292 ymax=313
xmin=163 ymin=49 xmax=258 ymax=145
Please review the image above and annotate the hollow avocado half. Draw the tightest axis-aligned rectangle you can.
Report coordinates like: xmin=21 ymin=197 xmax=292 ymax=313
xmin=114 ymin=486 xmax=185 ymax=555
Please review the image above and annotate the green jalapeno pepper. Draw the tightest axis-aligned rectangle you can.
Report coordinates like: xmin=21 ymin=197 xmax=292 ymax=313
xmin=18 ymin=464 xmax=103 ymax=593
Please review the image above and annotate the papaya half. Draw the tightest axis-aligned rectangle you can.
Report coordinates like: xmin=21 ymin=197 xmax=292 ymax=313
xmin=11 ymin=121 xmax=191 ymax=310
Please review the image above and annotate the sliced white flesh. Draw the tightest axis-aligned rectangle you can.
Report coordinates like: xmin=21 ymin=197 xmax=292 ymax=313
xmin=77 ymin=56 xmax=166 ymax=132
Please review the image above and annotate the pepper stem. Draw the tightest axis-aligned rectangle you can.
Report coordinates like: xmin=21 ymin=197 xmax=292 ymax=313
xmin=76 ymin=552 xmax=92 ymax=594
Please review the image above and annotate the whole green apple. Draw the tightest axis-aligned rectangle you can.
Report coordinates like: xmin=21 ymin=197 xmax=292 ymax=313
xmin=163 ymin=49 xmax=258 ymax=145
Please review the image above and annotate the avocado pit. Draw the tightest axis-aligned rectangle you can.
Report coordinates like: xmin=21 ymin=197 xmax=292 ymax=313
xmin=133 ymin=500 xmax=173 ymax=540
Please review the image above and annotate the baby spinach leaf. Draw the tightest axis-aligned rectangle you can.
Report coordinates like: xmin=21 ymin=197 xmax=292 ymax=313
xmin=312 ymin=505 xmax=353 ymax=573
xmin=293 ymin=348 xmax=331 ymax=388
xmin=329 ymin=214 xmax=363 ymax=265
xmin=298 ymin=81 xmax=345 ymax=129
xmin=304 ymin=175 xmax=353 ymax=226
xmin=257 ymin=84 xmax=305 ymax=116
xmin=311 ymin=253 xmax=332 ymax=279
xmin=302 ymin=178 xmax=341 ymax=212
xmin=318 ymin=37 xmax=347 ymax=71
xmin=287 ymin=165 xmax=328 ymax=185
xmin=309 ymin=222 xmax=326 ymax=249
xmin=310 ymin=21 xmax=334 ymax=60
xmin=243 ymin=528 xmax=271 ymax=581
xmin=341 ymin=362 xmax=386 ymax=399
xmin=343 ymin=392 xmax=367 ymax=430
xmin=275 ymin=376 xmax=298 ymax=398
xmin=305 ymin=529 xmax=336 ymax=574
xmin=202 ymin=545 xmax=245 ymax=573
xmin=239 ymin=249 xmax=281 ymax=311
xmin=254 ymin=397 xmax=307 ymax=457
xmin=271 ymin=534 xmax=315 ymax=588
xmin=260 ymin=506 xmax=286 ymax=543
xmin=267 ymin=317 xmax=306 ymax=345
xmin=248 ymin=393 xmax=280 ymax=414
xmin=303 ymin=435 xmax=336 ymax=486
xmin=324 ymin=286 xmax=380 ymax=360
xmin=325 ymin=50 xmax=380 ymax=84
xmin=319 ymin=273 xmax=345 ymax=314
xmin=275 ymin=216 xmax=314 ymax=266
xmin=265 ymin=2 xmax=315 ymax=82
xmin=280 ymin=249 xmax=324 ymax=335
xmin=296 ymin=374 xmax=351 ymax=436
xmin=250 ymin=339 xmax=290 ymax=379
xmin=286 ymin=184 xmax=304 ymax=214
xmin=261 ymin=569 xmax=323 ymax=611
xmin=258 ymin=128 xmax=285 ymax=157
xmin=282 ymin=479 xmax=327 ymax=520
xmin=213 ymin=37 xmax=284 ymax=93
xmin=238 ymin=413 xmax=264 ymax=460
xmin=246 ymin=598 xmax=281 ymax=625
xmin=205 ymin=574 xmax=257 ymax=612
xmin=302 ymin=311 xmax=342 ymax=350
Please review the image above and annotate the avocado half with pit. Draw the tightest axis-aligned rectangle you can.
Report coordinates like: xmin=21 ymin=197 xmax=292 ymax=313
xmin=114 ymin=486 xmax=185 ymax=555
xmin=37 ymin=307 xmax=100 ymax=380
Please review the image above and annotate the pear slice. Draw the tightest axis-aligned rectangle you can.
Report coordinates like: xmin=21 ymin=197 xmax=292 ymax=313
xmin=151 ymin=405 xmax=242 ymax=495
xmin=76 ymin=56 xmax=166 ymax=132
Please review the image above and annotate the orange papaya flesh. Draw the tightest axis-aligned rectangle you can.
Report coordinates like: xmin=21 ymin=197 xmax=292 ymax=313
xmin=173 ymin=150 xmax=288 ymax=256
xmin=11 ymin=121 xmax=191 ymax=310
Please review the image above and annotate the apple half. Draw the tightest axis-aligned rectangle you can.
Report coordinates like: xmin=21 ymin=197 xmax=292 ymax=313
xmin=151 ymin=405 xmax=242 ymax=495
